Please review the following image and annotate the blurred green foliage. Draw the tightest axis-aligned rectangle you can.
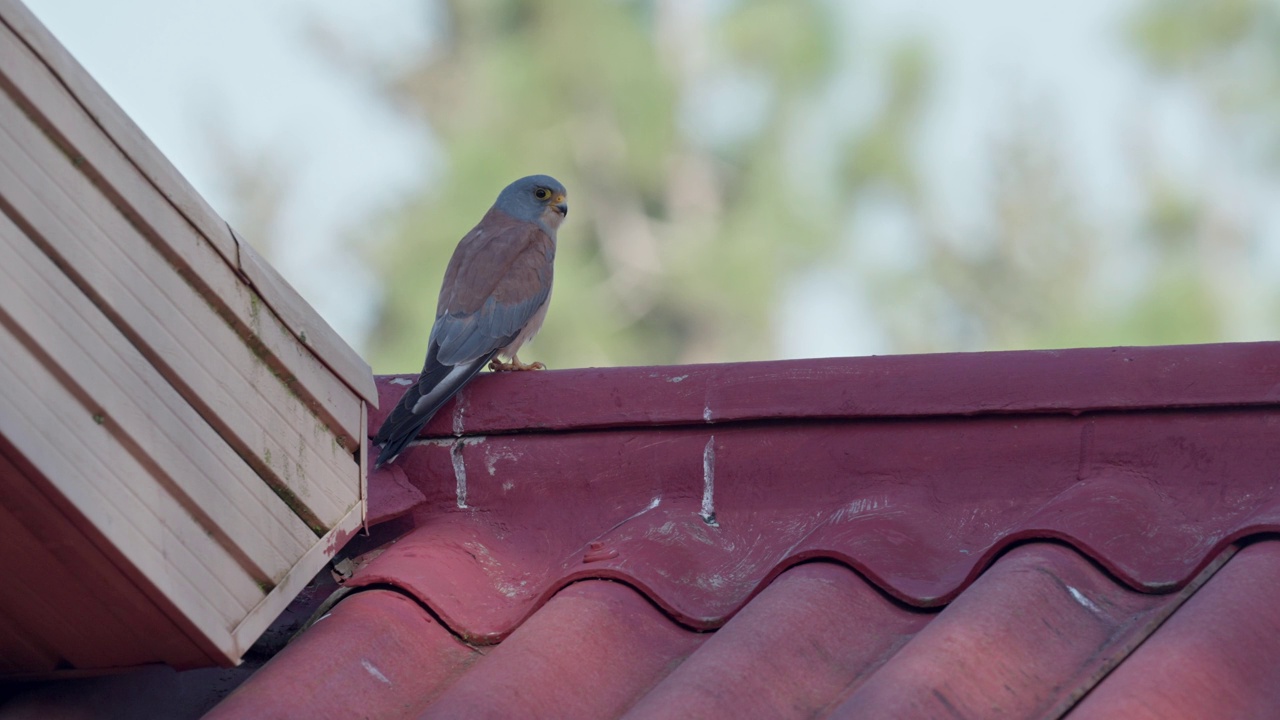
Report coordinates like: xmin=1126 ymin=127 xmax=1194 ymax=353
xmin=1130 ymin=0 xmax=1280 ymax=167
xmin=347 ymin=0 xmax=1279 ymax=372
xmin=363 ymin=0 xmax=925 ymax=372
xmin=1124 ymin=0 xmax=1280 ymax=342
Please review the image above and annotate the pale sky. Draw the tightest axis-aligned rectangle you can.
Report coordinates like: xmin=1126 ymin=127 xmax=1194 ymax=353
xmin=25 ymin=0 xmax=1278 ymax=359
xmin=25 ymin=0 xmax=431 ymax=348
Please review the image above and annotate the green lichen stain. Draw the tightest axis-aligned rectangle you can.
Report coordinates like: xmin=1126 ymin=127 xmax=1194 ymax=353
xmin=248 ymin=292 xmax=262 ymax=329
xmin=263 ymin=448 xmax=273 ymax=467
xmin=299 ymin=330 xmax=308 ymax=345
xmin=295 ymin=434 xmax=309 ymax=488
xmin=268 ymin=483 xmax=326 ymax=538
xmin=256 ymin=580 xmax=274 ymax=595
xmin=312 ymin=422 xmax=344 ymax=461
xmin=92 ymin=413 xmax=105 ymax=425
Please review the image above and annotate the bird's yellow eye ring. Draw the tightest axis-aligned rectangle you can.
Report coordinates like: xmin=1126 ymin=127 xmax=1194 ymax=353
xmin=534 ymin=187 xmax=551 ymax=200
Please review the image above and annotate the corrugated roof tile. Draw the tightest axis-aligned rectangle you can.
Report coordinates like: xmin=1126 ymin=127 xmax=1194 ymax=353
xmin=202 ymin=350 xmax=1280 ymax=719
xmin=825 ymin=542 xmax=1220 ymax=719
xmin=418 ymin=581 xmax=703 ymax=720
xmin=348 ymin=408 xmax=1280 ymax=638
xmin=203 ymin=540 xmax=1261 ymax=719
xmin=1068 ymin=540 xmax=1280 ymax=719
xmin=204 ymin=590 xmax=478 ymax=720
xmin=622 ymin=561 xmax=929 ymax=720
xmin=11 ymin=348 xmax=1280 ymax=718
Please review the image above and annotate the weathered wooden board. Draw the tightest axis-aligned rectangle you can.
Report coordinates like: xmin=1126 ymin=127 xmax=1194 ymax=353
xmin=0 ymin=0 xmax=373 ymax=675
xmin=0 ymin=318 xmax=261 ymax=643
xmin=0 ymin=98 xmax=353 ymax=531
xmin=0 ymin=28 xmax=360 ymax=527
xmin=0 ymin=444 xmax=215 ymax=673
xmin=0 ymin=23 xmax=368 ymax=443
xmin=0 ymin=212 xmax=318 ymax=580
xmin=231 ymin=502 xmax=367 ymax=658
xmin=0 ymin=0 xmax=377 ymax=409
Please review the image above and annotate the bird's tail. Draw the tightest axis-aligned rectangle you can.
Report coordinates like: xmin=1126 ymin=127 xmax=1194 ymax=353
xmin=373 ymin=352 xmax=494 ymax=468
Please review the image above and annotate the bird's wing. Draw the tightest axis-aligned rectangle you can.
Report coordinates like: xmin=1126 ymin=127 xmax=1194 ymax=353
xmin=372 ymin=210 xmax=555 ymax=467
xmin=372 ymin=343 xmax=491 ymax=466
xmin=432 ymin=209 xmax=556 ymax=366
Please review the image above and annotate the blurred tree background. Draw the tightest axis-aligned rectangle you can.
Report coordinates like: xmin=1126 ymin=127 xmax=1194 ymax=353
xmin=306 ymin=0 xmax=1280 ymax=372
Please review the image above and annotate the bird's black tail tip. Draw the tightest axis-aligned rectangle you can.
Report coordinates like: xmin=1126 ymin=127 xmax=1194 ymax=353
xmin=372 ymin=445 xmax=399 ymax=470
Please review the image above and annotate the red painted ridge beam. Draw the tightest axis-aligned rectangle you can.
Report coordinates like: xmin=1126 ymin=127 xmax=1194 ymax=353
xmin=356 ymin=407 xmax=1280 ymax=638
xmin=370 ymin=342 xmax=1280 ymax=439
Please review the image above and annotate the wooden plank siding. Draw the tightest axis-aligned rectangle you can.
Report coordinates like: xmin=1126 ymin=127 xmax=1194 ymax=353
xmin=0 ymin=212 xmax=317 ymax=579
xmin=0 ymin=0 xmax=374 ymax=674
xmin=0 ymin=23 xmax=361 ymax=512
xmin=0 ymin=444 xmax=215 ymax=673
xmin=0 ymin=0 xmax=377 ymax=408
xmin=0 ymin=318 xmax=261 ymax=639
xmin=0 ymin=86 xmax=352 ymax=531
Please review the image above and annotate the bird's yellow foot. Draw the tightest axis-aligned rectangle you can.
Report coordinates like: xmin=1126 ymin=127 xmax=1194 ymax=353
xmin=489 ymin=356 xmax=546 ymax=372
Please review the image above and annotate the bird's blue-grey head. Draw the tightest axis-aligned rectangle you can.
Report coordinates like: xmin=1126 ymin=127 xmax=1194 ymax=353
xmin=493 ymin=174 xmax=568 ymax=234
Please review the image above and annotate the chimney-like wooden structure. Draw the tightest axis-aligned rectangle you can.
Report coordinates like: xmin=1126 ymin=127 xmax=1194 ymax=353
xmin=0 ymin=0 xmax=377 ymax=675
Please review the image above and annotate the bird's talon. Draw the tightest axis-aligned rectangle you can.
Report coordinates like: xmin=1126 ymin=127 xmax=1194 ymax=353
xmin=490 ymin=357 xmax=545 ymax=372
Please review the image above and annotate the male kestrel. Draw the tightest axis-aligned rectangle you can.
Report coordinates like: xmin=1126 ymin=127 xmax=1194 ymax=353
xmin=373 ymin=175 xmax=568 ymax=467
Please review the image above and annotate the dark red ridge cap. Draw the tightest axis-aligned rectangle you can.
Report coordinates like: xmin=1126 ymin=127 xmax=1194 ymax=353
xmin=370 ymin=342 xmax=1280 ymax=437
xmin=360 ymin=342 xmax=1280 ymax=642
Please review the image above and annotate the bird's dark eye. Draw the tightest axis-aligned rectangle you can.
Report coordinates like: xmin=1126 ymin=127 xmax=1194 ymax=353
xmin=534 ymin=188 xmax=551 ymax=200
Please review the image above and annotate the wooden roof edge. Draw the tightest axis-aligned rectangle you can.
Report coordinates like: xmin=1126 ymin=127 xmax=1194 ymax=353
xmin=0 ymin=0 xmax=238 ymax=262
xmin=0 ymin=0 xmax=377 ymax=407
xmin=232 ymin=227 xmax=378 ymax=405
xmin=370 ymin=341 xmax=1280 ymax=437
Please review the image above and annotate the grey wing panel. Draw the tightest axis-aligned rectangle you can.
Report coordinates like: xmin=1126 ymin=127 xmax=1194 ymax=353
xmin=432 ymin=288 xmax=551 ymax=366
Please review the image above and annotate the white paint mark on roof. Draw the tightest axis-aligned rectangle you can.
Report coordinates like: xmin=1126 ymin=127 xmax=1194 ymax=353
xmin=701 ymin=436 xmax=717 ymax=526
xmin=452 ymin=395 xmax=467 ymax=435
xmin=451 ymin=440 xmax=467 ymax=509
xmin=1067 ymin=585 xmax=1101 ymax=615
xmin=361 ymin=659 xmax=391 ymax=685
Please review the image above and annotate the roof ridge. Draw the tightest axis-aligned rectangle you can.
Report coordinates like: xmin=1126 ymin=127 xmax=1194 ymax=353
xmin=372 ymin=342 xmax=1280 ymax=438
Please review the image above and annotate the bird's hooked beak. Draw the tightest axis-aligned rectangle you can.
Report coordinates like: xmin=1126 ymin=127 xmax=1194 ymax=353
xmin=553 ymin=193 xmax=568 ymax=218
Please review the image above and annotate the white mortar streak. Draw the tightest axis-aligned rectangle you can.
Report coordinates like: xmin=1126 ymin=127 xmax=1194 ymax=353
xmin=701 ymin=436 xmax=718 ymax=526
xmin=451 ymin=440 xmax=468 ymax=509
xmin=452 ymin=397 xmax=466 ymax=436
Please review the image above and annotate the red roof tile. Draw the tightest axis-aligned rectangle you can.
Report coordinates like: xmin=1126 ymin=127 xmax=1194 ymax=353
xmin=202 ymin=541 xmax=1260 ymax=720
xmin=11 ymin=344 xmax=1280 ymax=718
xmin=623 ymin=561 xmax=930 ymax=719
xmin=821 ymin=543 xmax=1220 ymax=719
xmin=417 ymin=581 xmax=704 ymax=720
xmin=346 ymin=373 xmax=1280 ymax=641
xmin=201 ymin=344 xmax=1280 ymax=719
xmin=206 ymin=589 xmax=478 ymax=719
xmin=1070 ymin=540 xmax=1280 ymax=719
